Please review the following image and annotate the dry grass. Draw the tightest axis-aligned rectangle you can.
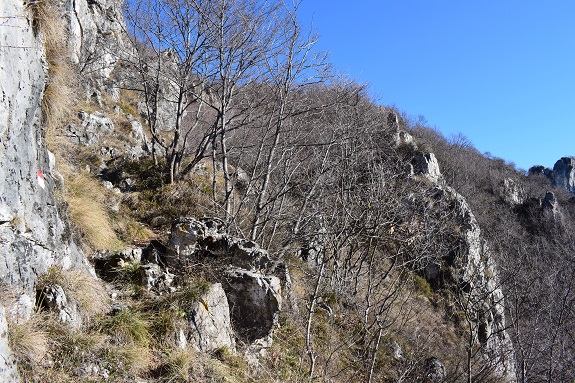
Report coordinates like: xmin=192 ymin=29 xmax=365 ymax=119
xmin=97 ymin=309 xmax=152 ymax=347
xmin=61 ymin=166 xmax=123 ymax=251
xmin=7 ymin=313 xmax=50 ymax=366
xmin=159 ymin=349 xmax=199 ymax=383
xmin=27 ymin=0 xmax=77 ymax=139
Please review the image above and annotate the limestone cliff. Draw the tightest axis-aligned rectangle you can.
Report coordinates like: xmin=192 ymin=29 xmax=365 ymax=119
xmin=0 ymin=0 xmax=90 ymax=316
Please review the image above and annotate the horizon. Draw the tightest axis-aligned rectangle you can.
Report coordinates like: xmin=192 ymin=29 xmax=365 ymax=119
xmin=297 ymin=1 xmax=575 ymax=171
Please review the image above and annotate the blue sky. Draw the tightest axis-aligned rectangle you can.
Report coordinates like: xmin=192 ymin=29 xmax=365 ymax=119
xmin=297 ymin=1 xmax=575 ymax=171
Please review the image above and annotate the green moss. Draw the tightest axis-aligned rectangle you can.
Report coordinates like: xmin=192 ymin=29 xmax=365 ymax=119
xmin=413 ymin=274 xmax=433 ymax=298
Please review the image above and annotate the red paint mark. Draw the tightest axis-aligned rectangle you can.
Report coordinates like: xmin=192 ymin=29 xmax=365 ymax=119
xmin=37 ymin=169 xmax=45 ymax=189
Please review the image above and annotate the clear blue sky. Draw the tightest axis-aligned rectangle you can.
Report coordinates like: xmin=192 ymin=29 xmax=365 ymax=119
xmin=297 ymin=1 xmax=575 ymax=171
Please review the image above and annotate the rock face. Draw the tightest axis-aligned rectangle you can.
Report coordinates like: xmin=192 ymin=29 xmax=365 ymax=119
xmin=405 ymin=141 xmax=516 ymax=381
xmin=64 ymin=0 xmax=126 ymax=99
xmin=222 ymin=268 xmax=282 ymax=345
xmin=552 ymin=157 xmax=575 ymax=193
xmin=528 ymin=158 xmax=575 ymax=194
xmin=413 ymin=152 xmax=442 ymax=183
xmin=67 ymin=111 xmax=115 ymax=146
xmin=187 ymin=283 xmax=235 ymax=352
xmin=440 ymin=184 xmax=515 ymax=380
xmin=499 ymin=177 xmax=525 ymax=205
xmin=0 ymin=304 xmax=20 ymax=383
xmin=0 ymin=0 xmax=90 ymax=313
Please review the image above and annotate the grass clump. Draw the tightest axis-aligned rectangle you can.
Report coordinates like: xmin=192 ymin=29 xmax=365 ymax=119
xmin=7 ymin=314 xmax=49 ymax=367
xmin=62 ymin=168 xmax=123 ymax=251
xmin=26 ymin=0 xmax=77 ymax=138
xmin=157 ymin=349 xmax=199 ymax=383
xmin=97 ymin=308 xmax=152 ymax=347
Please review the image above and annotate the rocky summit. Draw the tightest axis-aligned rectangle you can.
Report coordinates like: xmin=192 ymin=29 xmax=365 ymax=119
xmin=0 ymin=0 xmax=574 ymax=382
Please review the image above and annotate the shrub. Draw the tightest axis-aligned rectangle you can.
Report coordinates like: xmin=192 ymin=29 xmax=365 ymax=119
xmin=413 ymin=274 xmax=433 ymax=299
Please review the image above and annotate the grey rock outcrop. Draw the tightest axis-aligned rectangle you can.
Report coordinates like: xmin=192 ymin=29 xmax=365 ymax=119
xmin=424 ymin=357 xmax=446 ymax=382
xmin=416 ymin=157 xmax=515 ymax=380
xmin=552 ymin=157 xmax=575 ymax=193
xmin=187 ymin=283 xmax=235 ymax=352
xmin=528 ymin=158 xmax=575 ymax=195
xmin=499 ymin=177 xmax=525 ymax=205
xmin=64 ymin=0 xmax=126 ymax=98
xmin=0 ymin=304 xmax=20 ymax=382
xmin=0 ymin=0 xmax=90 ymax=315
xmin=413 ymin=152 xmax=442 ymax=183
xmin=38 ymin=285 xmax=82 ymax=329
xmin=168 ymin=217 xmax=271 ymax=271
xmin=222 ymin=268 xmax=282 ymax=347
xmin=67 ymin=111 xmax=115 ymax=146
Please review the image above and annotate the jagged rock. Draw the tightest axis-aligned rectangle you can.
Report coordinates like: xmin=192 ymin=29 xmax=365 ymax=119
xmin=92 ymin=248 xmax=142 ymax=278
xmin=187 ymin=283 xmax=235 ymax=352
xmin=0 ymin=0 xmax=90 ymax=309
xmin=387 ymin=341 xmax=404 ymax=361
xmin=221 ymin=268 xmax=281 ymax=346
xmin=528 ymin=165 xmax=553 ymax=179
xmin=552 ymin=157 xmax=575 ymax=193
xmin=298 ymin=227 xmax=327 ymax=262
xmin=142 ymin=240 xmax=168 ymax=265
xmin=0 ymin=304 xmax=20 ymax=382
xmin=168 ymin=218 xmax=271 ymax=271
xmin=128 ymin=117 xmax=147 ymax=143
xmin=424 ymin=357 xmax=446 ymax=382
xmin=543 ymin=191 xmax=557 ymax=211
xmin=413 ymin=152 xmax=442 ymax=183
xmin=168 ymin=218 xmax=210 ymax=258
xmin=437 ymin=185 xmax=516 ymax=380
xmin=499 ymin=177 xmax=525 ymax=205
xmin=38 ymin=285 xmax=82 ymax=329
xmin=67 ymin=111 xmax=115 ymax=146
xmin=139 ymin=263 xmax=174 ymax=294
xmin=64 ymin=0 xmax=126 ymax=96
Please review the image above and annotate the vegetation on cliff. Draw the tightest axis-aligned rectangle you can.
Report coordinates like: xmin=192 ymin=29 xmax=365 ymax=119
xmin=1 ymin=0 xmax=574 ymax=382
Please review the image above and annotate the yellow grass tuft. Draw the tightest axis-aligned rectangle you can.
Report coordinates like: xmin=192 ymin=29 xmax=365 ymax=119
xmin=62 ymin=167 xmax=123 ymax=251
xmin=27 ymin=0 xmax=77 ymax=138
xmin=7 ymin=313 xmax=50 ymax=365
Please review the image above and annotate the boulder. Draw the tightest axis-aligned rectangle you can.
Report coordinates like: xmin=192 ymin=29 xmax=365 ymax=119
xmin=187 ymin=283 xmax=235 ymax=352
xmin=37 ymin=285 xmax=82 ymax=329
xmin=139 ymin=263 xmax=174 ymax=294
xmin=168 ymin=218 xmax=271 ymax=271
xmin=413 ymin=152 xmax=442 ymax=183
xmin=221 ymin=268 xmax=281 ymax=346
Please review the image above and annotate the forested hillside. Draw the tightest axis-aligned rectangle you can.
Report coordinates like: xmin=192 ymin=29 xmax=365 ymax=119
xmin=0 ymin=0 xmax=573 ymax=382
